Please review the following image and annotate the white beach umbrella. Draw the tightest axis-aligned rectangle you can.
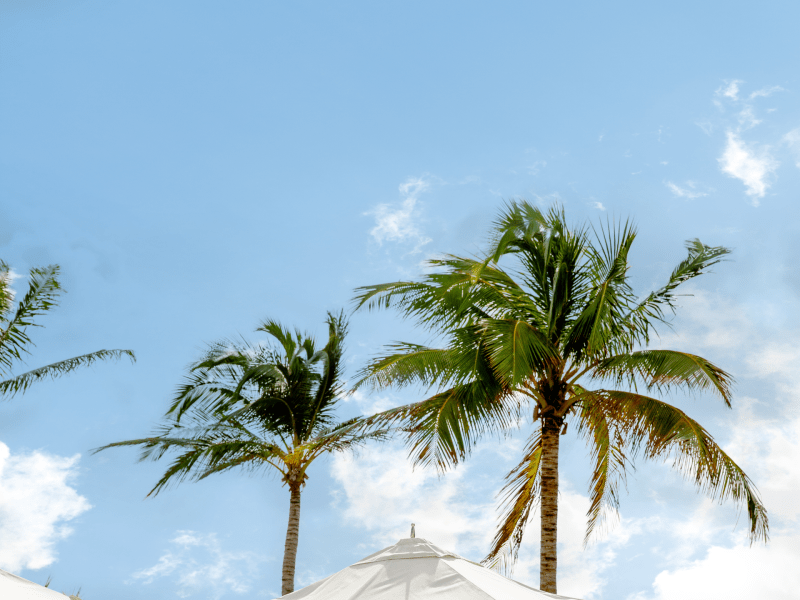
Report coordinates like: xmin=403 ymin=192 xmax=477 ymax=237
xmin=278 ymin=529 xmax=580 ymax=600
xmin=0 ymin=569 xmax=71 ymax=599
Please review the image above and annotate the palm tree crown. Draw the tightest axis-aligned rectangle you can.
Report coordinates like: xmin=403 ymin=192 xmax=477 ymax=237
xmin=353 ymin=202 xmax=767 ymax=593
xmin=0 ymin=261 xmax=134 ymax=399
xmin=96 ymin=311 xmax=387 ymax=595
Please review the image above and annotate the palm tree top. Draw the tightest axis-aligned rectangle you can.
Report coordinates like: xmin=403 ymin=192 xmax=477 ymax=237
xmin=94 ymin=310 xmax=387 ymax=497
xmin=350 ymin=201 xmax=766 ymax=580
xmin=354 ymin=202 xmax=733 ymax=403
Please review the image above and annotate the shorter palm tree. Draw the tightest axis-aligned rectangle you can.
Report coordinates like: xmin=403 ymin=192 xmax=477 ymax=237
xmin=95 ymin=312 xmax=387 ymax=596
xmin=0 ymin=261 xmax=134 ymax=399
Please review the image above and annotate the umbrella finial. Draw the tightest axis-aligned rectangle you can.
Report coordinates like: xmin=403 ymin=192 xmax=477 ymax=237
xmin=410 ymin=523 xmax=416 ymax=538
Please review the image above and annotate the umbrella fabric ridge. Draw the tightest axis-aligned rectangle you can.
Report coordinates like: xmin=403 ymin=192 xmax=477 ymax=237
xmin=276 ymin=536 xmax=581 ymax=599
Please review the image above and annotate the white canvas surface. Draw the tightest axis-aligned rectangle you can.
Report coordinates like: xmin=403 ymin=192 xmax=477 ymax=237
xmin=0 ymin=569 xmax=70 ymax=600
xmin=278 ymin=537 xmax=581 ymax=600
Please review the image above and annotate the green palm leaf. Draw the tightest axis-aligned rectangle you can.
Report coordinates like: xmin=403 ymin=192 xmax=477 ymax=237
xmin=600 ymin=389 xmax=767 ymax=542
xmin=0 ymin=264 xmax=61 ymax=373
xmin=574 ymin=388 xmax=631 ymax=543
xmin=0 ymin=349 xmax=135 ymax=398
xmin=594 ymin=349 xmax=734 ymax=405
xmin=485 ymin=431 xmax=543 ymax=568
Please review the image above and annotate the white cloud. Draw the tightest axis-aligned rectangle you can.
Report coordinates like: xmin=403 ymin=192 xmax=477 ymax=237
xmin=749 ymin=85 xmax=784 ymax=99
xmin=653 ymin=289 xmax=785 ymax=375
xmin=717 ymin=131 xmax=778 ymax=204
xmin=629 ymin=406 xmax=800 ymax=600
xmin=784 ymin=128 xmax=800 ymax=168
xmin=0 ymin=442 xmax=91 ymax=572
xmin=344 ymin=387 xmax=399 ymax=417
xmin=716 ymin=80 xmax=743 ymax=101
xmin=629 ymin=532 xmax=800 ymax=600
xmin=590 ymin=201 xmax=606 ymax=211
xmin=331 ymin=442 xmax=495 ymax=554
xmin=366 ymin=177 xmax=432 ymax=253
xmin=737 ymin=105 xmax=762 ymax=129
xmin=723 ymin=402 xmax=800 ymax=523
xmin=665 ymin=181 xmax=708 ymax=199
xmin=330 ymin=443 xmax=641 ymax=600
xmin=635 ymin=288 xmax=800 ymax=599
xmin=129 ymin=530 xmax=266 ymax=600
xmin=510 ymin=482 xmax=642 ymax=600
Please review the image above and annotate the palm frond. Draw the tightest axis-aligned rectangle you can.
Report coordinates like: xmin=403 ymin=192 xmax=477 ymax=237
xmin=95 ymin=421 xmax=286 ymax=496
xmin=353 ymin=257 xmax=534 ymax=333
xmin=0 ymin=261 xmax=15 ymax=316
xmin=304 ymin=417 xmax=392 ymax=455
xmin=563 ymin=219 xmax=638 ymax=360
xmin=601 ymin=390 xmax=768 ymax=543
xmin=484 ymin=431 xmax=543 ymax=569
xmin=0 ymin=264 xmax=61 ymax=373
xmin=404 ymin=382 xmax=519 ymax=471
xmin=488 ymin=200 xmax=548 ymax=262
xmin=257 ymin=319 xmax=298 ymax=359
xmin=594 ymin=350 xmax=734 ymax=405
xmin=0 ymin=349 xmax=136 ymax=399
xmin=354 ymin=344 xmax=458 ymax=391
xmin=573 ymin=387 xmax=631 ymax=544
xmin=482 ymin=318 xmax=557 ymax=386
xmin=306 ymin=311 xmax=348 ymax=436
xmin=621 ymin=240 xmax=730 ymax=344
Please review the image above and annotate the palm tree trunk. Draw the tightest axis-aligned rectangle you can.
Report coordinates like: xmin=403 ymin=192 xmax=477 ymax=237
xmin=540 ymin=416 xmax=561 ymax=593
xmin=281 ymin=484 xmax=302 ymax=596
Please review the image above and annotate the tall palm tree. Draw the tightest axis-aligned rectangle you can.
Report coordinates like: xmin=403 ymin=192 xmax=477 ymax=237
xmin=0 ymin=261 xmax=134 ymax=399
xmin=95 ymin=312 xmax=387 ymax=596
xmin=353 ymin=202 xmax=767 ymax=594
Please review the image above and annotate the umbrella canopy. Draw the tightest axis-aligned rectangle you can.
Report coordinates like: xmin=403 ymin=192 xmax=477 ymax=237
xmin=0 ymin=569 xmax=70 ymax=599
xmin=278 ymin=536 xmax=580 ymax=599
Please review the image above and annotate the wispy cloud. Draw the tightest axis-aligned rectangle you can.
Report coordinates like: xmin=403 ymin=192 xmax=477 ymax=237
xmin=628 ymin=401 xmax=800 ymax=600
xmin=344 ymin=387 xmax=399 ymax=417
xmin=629 ymin=531 xmax=800 ymax=600
xmin=716 ymin=80 xmax=743 ymax=102
xmin=0 ymin=443 xmax=91 ymax=572
xmin=784 ymin=128 xmax=800 ymax=168
xmin=737 ymin=105 xmax=762 ymax=129
xmin=749 ymin=85 xmax=784 ymax=99
xmin=714 ymin=80 xmax=782 ymax=131
xmin=331 ymin=442 xmax=641 ymax=600
xmin=590 ymin=201 xmax=606 ymax=211
xmin=695 ymin=121 xmax=714 ymax=136
xmin=366 ymin=177 xmax=432 ymax=253
xmin=629 ymin=289 xmax=800 ymax=599
xmin=129 ymin=531 xmax=266 ymax=600
xmin=718 ymin=131 xmax=778 ymax=205
xmin=665 ymin=181 xmax=708 ymax=199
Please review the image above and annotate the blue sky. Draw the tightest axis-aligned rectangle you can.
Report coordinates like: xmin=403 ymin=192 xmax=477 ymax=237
xmin=1 ymin=1 xmax=799 ymax=598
